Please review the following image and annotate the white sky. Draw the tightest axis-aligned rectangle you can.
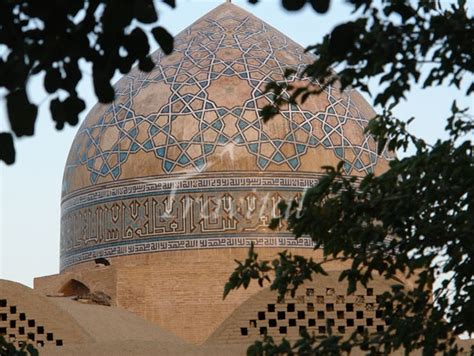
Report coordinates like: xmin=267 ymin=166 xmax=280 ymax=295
xmin=0 ymin=0 xmax=472 ymax=287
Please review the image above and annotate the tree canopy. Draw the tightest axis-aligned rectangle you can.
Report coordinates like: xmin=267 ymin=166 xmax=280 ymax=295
xmin=224 ymin=0 xmax=473 ymax=355
xmin=0 ymin=0 xmax=175 ymax=165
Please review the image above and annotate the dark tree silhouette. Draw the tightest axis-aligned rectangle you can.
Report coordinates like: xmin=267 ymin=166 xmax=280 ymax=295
xmin=0 ymin=0 xmax=472 ymax=354
xmin=224 ymin=0 xmax=474 ymax=354
xmin=0 ymin=0 xmax=175 ymax=165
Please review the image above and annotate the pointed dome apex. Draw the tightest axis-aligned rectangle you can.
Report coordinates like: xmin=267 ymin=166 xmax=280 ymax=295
xmin=60 ymin=4 xmax=389 ymax=269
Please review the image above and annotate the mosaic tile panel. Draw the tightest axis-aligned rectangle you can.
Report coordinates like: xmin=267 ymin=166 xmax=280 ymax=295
xmin=64 ymin=5 xmax=387 ymax=191
xmin=60 ymin=4 xmax=389 ymax=268
xmin=60 ymin=172 xmax=320 ymax=269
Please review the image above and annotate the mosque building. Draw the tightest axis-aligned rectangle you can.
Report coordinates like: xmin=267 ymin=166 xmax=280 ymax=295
xmin=0 ymin=2 xmax=430 ymax=355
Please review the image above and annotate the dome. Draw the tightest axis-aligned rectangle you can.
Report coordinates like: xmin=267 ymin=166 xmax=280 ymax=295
xmin=60 ymin=3 xmax=388 ymax=270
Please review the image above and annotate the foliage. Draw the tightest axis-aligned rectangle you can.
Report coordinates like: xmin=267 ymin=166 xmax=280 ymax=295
xmin=0 ymin=336 xmax=37 ymax=356
xmin=224 ymin=0 xmax=474 ymax=355
xmin=0 ymin=0 xmax=175 ymax=164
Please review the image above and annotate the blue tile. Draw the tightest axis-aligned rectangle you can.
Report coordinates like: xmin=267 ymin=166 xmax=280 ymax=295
xmin=112 ymin=167 xmax=120 ymax=178
xmin=258 ymin=157 xmax=269 ymax=168
xmin=178 ymin=154 xmax=190 ymax=165
xmin=343 ymin=162 xmax=352 ymax=173
xmin=130 ymin=142 xmax=140 ymax=152
xmin=234 ymin=134 xmax=244 ymax=143
xmin=195 ymin=111 xmax=203 ymax=119
xmin=212 ymin=120 xmax=223 ymax=130
xmin=204 ymin=144 xmax=214 ymax=154
xmin=296 ymin=144 xmax=306 ymax=153
xmin=195 ymin=158 xmax=205 ymax=169
xmin=233 ymin=108 xmax=243 ymax=117
xmin=289 ymin=157 xmax=299 ymax=169
xmin=156 ymin=147 xmax=165 ymax=157
xmin=100 ymin=165 xmax=109 ymax=174
xmin=273 ymin=152 xmax=284 ymax=162
xmin=249 ymin=143 xmax=258 ymax=153
xmin=370 ymin=153 xmax=377 ymax=163
xmin=143 ymin=140 xmax=153 ymax=150
xmin=150 ymin=125 xmax=159 ymax=135
xmin=238 ymin=120 xmax=249 ymax=129
xmin=129 ymin=128 xmax=138 ymax=137
xmin=164 ymin=161 xmax=173 ymax=172
xmin=91 ymin=172 xmax=98 ymax=184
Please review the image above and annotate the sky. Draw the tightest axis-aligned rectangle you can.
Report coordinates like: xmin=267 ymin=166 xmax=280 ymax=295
xmin=0 ymin=0 xmax=472 ymax=287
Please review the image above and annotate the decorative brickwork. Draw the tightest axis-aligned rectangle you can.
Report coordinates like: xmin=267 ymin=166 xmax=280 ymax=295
xmin=0 ymin=298 xmax=64 ymax=348
xmin=239 ymin=287 xmax=387 ymax=338
xmin=207 ymin=272 xmax=397 ymax=345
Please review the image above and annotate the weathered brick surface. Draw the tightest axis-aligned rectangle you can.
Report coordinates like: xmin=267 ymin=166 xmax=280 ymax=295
xmin=38 ymin=248 xmax=357 ymax=344
xmin=0 ymin=280 xmax=91 ymax=349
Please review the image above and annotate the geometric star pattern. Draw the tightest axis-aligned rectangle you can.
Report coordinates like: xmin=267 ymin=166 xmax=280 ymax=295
xmin=66 ymin=8 xmax=387 ymax=186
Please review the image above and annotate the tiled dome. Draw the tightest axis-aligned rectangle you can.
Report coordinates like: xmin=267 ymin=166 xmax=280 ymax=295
xmin=60 ymin=3 xmax=388 ymax=270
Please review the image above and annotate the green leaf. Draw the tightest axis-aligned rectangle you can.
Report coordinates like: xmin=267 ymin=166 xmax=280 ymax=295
xmin=0 ymin=132 xmax=15 ymax=165
xmin=139 ymin=56 xmax=155 ymax=72
xmin=152 ymin=26 xmax=174 ymax=55
xmin=134 ymin=0 xmax=158 ymax=24
xmin=310 ymin=0 xmax=330 ymax=13
xmin=7 ymin=89 xmax=38 ymax=137
xmin=44 ymin=69 xmax=62 ymax=94
xmin=282 ymin=0 xmax=306 ymax=11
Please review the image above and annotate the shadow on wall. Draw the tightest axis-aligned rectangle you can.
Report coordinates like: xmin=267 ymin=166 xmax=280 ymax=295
xmin=59 ymin=279 xmax=90 ymax=297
